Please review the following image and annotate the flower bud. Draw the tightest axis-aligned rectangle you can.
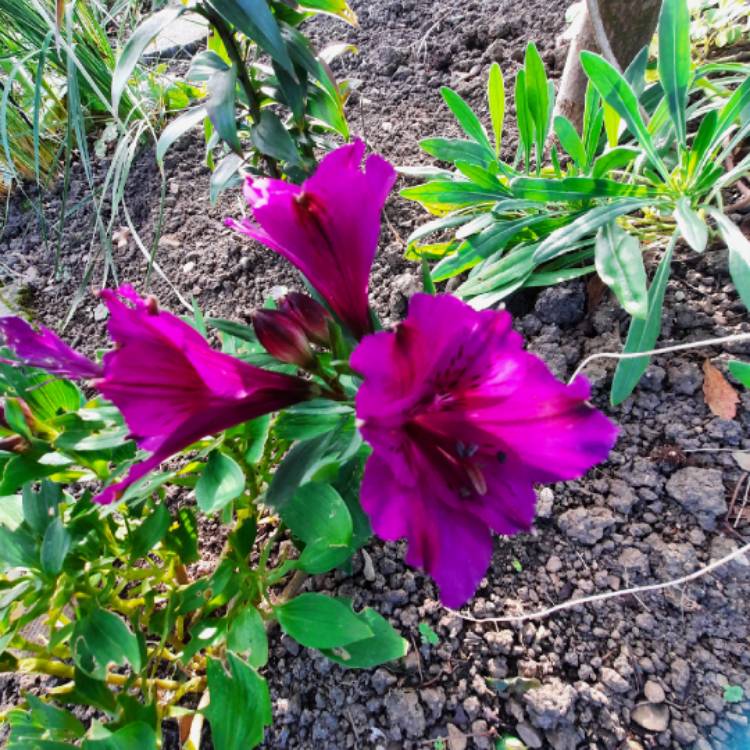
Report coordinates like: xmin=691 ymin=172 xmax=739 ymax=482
xmin=252 ymin=309 xmax=315 ymax=368
xmin=278 ymin=293 xmax=332 ymax=347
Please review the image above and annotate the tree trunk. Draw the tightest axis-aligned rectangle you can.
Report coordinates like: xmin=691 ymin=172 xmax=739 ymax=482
xmin=555 ymin=0 xmax=662 ymax=129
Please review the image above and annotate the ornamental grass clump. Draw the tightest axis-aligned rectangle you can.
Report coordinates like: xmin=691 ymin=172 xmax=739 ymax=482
xmin=0 ymin=143 xmax=616 ymax=748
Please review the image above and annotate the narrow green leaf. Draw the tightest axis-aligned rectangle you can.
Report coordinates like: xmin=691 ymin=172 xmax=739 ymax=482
xmin=728 ymin=361 xmax=750 ymax=388
xmin=206 ymin=67 xmax=241 ymax=154
xmin=420 ymin=138 xmax=494 ymax=167
xmin=512 ymin=176 xmax=657 ymax=201
xmin=591 ymin=146 xmax=640 ymax=178
xmin=658 ymin=0 xmax=692 ymax=146
xmin=208 ymin=0 xmax=294 ymax=74
xmin=594 ymin=222 xmax=648 ymax=318
xmin=112 ymin=6 xmax=184 ymax=111
xmin=487 ymin=62 xmax=505 ymax=155
xmin=196 ymin=451 xmax=245 ymax=514
xmin=515 ymin=70 xmax=532 ymax=169
xmin=524 ymin=42 xmax=550 ymax=161
xmin=611 ymin=239 xmax=674 ymax=404
xmin=534 ymin=200 xmax=650 ymax=263
xmin=156 ymin=107 xmax=207 ymax=166
xmin=250 ymin=110 xmax=300 ymax=165
xmin=553 ymin=115 xmax=586 ymax=169
xmin=674 ymin=198 xmax=707 ymax=252
xmin=440 ymin=87 xmax=492 ymax=150
xmin=275 ymin=593 xmax=372 ymax=649
xmin=581 ymin=52 xmax=668 ymax=179
xmin=711 ymin=210 xmax=750 ymax=309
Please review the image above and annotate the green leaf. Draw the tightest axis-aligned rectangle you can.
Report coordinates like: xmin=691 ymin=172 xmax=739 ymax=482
xmin=73 ymin=609 xmax=143 ymax=680
xmin=581 ymin=52 xmax=668 ymax=179
xmin=420 ymin=138 xmax=494 ymax=167
xmin=296 ymin=0 xmax=357 ymax=23
xmin=243 ymin=415 xmax=270 ymax=465
xmin=206 ymin=67 xmax=241 ymax=154
xmin=515 ymin=70 xmax=532 ymax=168
xmin=250 ymin=110 xmax=300 ymax=165
xmin=658 ymin=0 xmax=692 ymax=147
xmin=40 ymin=517 xmax=71 ymax=576
xmin=553 ymin=115 xmax=586 ymax=169
xmin=182 ymin=618 xmax=227 ymax=664
xmin=711 ymin=210 xmax=750 ymax=310
xmin=728 ymin=361 xmax=750 ymax=388
xmin=208 ymin=0 xmax=293 ymax=74
xmin=534 ymin=200 xmax=649 ymax=263
xmin=156 ymin=107 xmax=207 ymax=166
xmin=4 ymin=399 xmax=31 ymax=440
xmin=23 ymin=377 xmax=83 ymax=422
xmin=275 ymin=593 xmax=372 ymax=649
xmin=723 ymin=684 xmax=744 ymax=704
xmin=0 ymin=455 xmax=67 ymax=497
xmin=401 ymin=180 xmax=507 ymax=212
xmin=591 ymin=146 xmax=640 ymax=178
xmin=321 ymin=608 xmax=408 ymax=669
xmin=282 ymin=483 xmax=353 ymax=573
xmin=112 ymin=6 xmax=184 ymax=111
xmin=440 ymin=87 xmax=492 ymax=150
xmin=129 ymin=504 xmax=170 ymax=560
xmin=163 ymin=507 xmax=199 ymax=564
xmin=488 ymin=62 xmax=505 ymax=155
xmin=275 ymin=402 xmax=353 ymax=442
xmin=0 ymin=522 xmax=38 ymax=569
xmin=82 ymin=722 xmax=158 ymax=750
xmin=227 ymin=607 xmax=268 ymax=668
xmin=196 ymin=451 xmax=245 ymax=514
xmin=26 ymin=695 xmax=84 ymax=740
xmin=524 ymin=42 xmax=551 ymax=160
xmin=22 ymin=480 xmax=62 ymax=536
xmin=418 ymin=622 xmax=440 ymax=646
xmin=611 ymin=238 xmax=674 ymax=404
xmin=210 ymin=152 xmax=244 ymax=205
xmin=512 ymin=176 xmax=657 ymax=201
xmin=674 ymin=198 xmax=707 ymax=252
xmin=205 ymin=654 xmax=271 ymax=750
xmin=595 ymin=222 xmax=648 ymax=319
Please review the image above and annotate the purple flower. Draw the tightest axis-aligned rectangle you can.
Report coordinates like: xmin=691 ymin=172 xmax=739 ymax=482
xmin=0 ymin=317 xmax=102 ymax=380
xmin=252 ymin=308 xmax=314 ymax=367
xmin=93 ymin=286 xmax=315 ymax=504
xmin=278 ymin=292 xmax=331 ymax=347
xmin=351 ymin=294 xmax=618 ymax=608
xmin=226 ymin=141 xmax=396 ymax=339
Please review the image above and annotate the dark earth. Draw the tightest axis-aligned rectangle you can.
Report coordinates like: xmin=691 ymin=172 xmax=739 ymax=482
xmin=2 ymin=0 xmax=750 ymax=748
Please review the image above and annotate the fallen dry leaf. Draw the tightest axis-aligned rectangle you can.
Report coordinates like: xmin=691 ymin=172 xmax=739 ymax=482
xmin=703 ymin=359 xmax=739 ymax=420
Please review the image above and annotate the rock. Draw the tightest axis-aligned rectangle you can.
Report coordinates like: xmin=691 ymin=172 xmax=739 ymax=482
xmin=462 ymin=695 xmax=480 ymax=720
xmin=419 ymin=687 xmax=445 ymax=720
xmin=666 ymin=467 xmax=727 ymax=530
xmin=655 ymin=542 xmax=699 ymax=578
xmin=546 ymin=555 xmax=563 ymax=573
xmin=516 ymin=723 xmax=543 ymax=748
xmin=600 ymin=668 xmax=630 ymax=694
xmin=361 ymin=548 xmax=376 ymax=581
xmin=471 ymin=720 xmax=491 ymax=749
xmin=182 ymin=261 xmax=196 ymax=273
xmin=617 ymin=547 xmax=650 ymax=578
xmin=447 ymin=723 xmax=467 ymax=750
xmin=545 ymin=725 xmax=582 ymax=750
xmin=388 ymin=272 xmax=420 ymax=317
xmin=371 ymin=668 xmax=397 ymax=695
xmin=558 ymin=507 xmax=616 ymax=545
xmin=485 ymin=629 xmax=514 ymax=654
xmin=631 ymin=703 xmax=669 ymax=732
xmin=534 ymin=283 xmax=586 ymax=328
xmin=93 ymin=302 xmax=109 ymax=322
xmin=384 ymin=690 xmax=426 ymax=739
xmin=486 ymin=39 xmax=504 ymax=61
xmin=709 ymin=535 xmax=750 ymax=579
xmin=607 ymin=479 xmax=638 ymax=515
xmin=669 ymin=658 xmax=690 ymax=695
xmin=381 ymin=45 xmax=406 ymax=76
xmin=536 ymin=487 xmax=554 ymax=518
xmin=667 ymin=361 xmax=703 ymax=395
xmin=671 ymin=720 xmax=698 ymax=744
xmin=523 ymin=679 xmax=576 ymax=730
xmin=643 ymin=680 xmax=665 ymax=703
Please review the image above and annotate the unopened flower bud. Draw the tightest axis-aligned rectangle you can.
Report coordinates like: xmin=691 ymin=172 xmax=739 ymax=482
xmin=0 ymin=434 xmax=30 ymax=453
xmin=278 ymin=293 xmax=332 ymax=347
xmin=252 ymin=309 xmax=315 ymax=368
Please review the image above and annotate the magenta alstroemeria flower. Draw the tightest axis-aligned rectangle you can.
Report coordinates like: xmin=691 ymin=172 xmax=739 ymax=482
xmin=351 ymin=294 xmax=618 ymax=608
xmin=93 ymin=286 xmax=315 ymax=504
xmin=0 ymin=317 xmax=102 ymax=380
xmin=226 ymin=141 xmax=396 ymax=339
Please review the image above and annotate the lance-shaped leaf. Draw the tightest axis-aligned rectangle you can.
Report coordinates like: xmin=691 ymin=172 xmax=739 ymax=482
xmin=594 ymin=222 xmax=648 ymax=319
xmin=711 ymin=210 xmax=750 ymax=309
xmin=658 ymin=0 xmax=692 ymax=147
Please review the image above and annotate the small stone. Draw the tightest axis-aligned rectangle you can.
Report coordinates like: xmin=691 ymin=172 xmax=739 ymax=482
xmin=644 ymin=680 xmax=665 ymax=703
xmin=471 ymin=720 xmax=491 ymax=749
xmin=93 ymin=302 xmax=109 ymax=322
xmin=631 ymin=703 xmax=669 ymax=732
xmin=419 ymin=687 xmax=445 ymax=720
xmin=666 ymin=467 xmax=727 ymax=530
xmin=600 ymin=667 xmax=629 ymax=694
xmin=371 ymin=668 xmax=396 ymax=695
xmin=558 ymin=506 xmax=616 ymax=545
xmin=183 ymin=261 xmax=196 ymax=273
xmin=384 ymin=690 xmax=426 ymax=739
xmin=670 ymin=658 xmax=690 ymax=695
xmin=447 ymin=723 xmax=467 ymax=750
xmin=671 ymin=720 xmax=698 ymax=744
xmin=361 ymin=548 xmax=376 ymax=581
xmin=617 ymin=547 xmax=650 ymax=578
xmin=485 ymin=629 xmax=514 ymax=654
xmin=607 ymin=479 xmax=638 ymax=515
xmin=534 ymin=283 xmax=586 ymax=328
xmin=523 ymin=679 xmax=576 ymax=730
xmin=516 ymin=723 xmax=543 ymax=748
xmin=536 ymin=487 xmax=554 ymax=518
xmin=546 ymin=555 xmax=563 ymax=573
